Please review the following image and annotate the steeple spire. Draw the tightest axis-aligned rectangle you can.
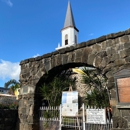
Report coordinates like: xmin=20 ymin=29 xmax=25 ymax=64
xmin=64 ymin=1 xmax=78 ymax=31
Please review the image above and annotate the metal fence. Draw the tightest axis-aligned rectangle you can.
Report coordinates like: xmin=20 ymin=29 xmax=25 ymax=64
xmin=39 ymin=104 xmax=113 ymax=130
xmin=39 ymin=106 xmax=60 ymax=130
xmin=85 ymin=123 xmax=113 ymax=130
xmin=61 ymin=116 xmax=83 ymax=129
xmin=84 ymin=104 xmax=113 ymax=130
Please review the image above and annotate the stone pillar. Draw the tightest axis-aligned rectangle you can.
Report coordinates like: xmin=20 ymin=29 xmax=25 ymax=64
xmin=18 ymin=93 xmax=40 ymax=130
xmin=111 ymin=107 xmax=130 ymax=130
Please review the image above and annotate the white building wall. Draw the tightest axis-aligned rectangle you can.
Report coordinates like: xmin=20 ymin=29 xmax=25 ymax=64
xmin=61 ymin=27 xmax=78 ymax=47
xmin=56 ymin=27 xmax=78 ymax=50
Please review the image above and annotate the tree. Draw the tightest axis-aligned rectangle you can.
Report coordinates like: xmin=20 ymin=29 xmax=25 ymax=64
xmin=4 ymin=79 xmax=19 ymax=88
xmin=73 ymin=67 xmax=110 ymax=108
xmin=40 ymin=70 xmax=76 ymax=106
xmin=4 ymin=79 xmax=20 ymax=95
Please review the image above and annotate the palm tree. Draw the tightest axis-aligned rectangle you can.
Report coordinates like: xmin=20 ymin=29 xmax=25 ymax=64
xmin=40 ymin=70 xmax=76 ymax=106
xmin=4 ymin=79 xmax=19 ymax=88
xmin=4 ymin=79 xmax=20 ymax=95
xmin=72 ymin=67 xmax=110 ymax=107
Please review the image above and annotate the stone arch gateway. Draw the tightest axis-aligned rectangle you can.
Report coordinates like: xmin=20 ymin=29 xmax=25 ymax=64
xmin=19 ymin=28 xmax=130 ymax=130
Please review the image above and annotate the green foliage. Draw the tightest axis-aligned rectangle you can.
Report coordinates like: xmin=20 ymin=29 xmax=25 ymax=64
xmin=10 ymin=84 xmax=20 ymax=94
xmin=40 ymin=70 xmax=76 ymax=128
xmin=4 ymin=79 xmax=20 ymax=95
xmin=0 ymin=102 xmax=18 ymax=109
xmin=81 ymin=67 xmax=109 ymax=107
xmin=40 ymin=70 xmax=76 ymax=106
xmin=81 ymin=68 xmax=106 ymax=90
xmin=85 ymin=89 xmax=109 ymax=108
xmin=42 ymin=109 xmax=59 ymax=128
xmin=4 ymin=79 xmax=19 ymax=88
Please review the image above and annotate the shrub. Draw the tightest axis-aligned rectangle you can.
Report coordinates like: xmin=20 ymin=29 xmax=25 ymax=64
xmin=0 ymin=95 xmax=18 ymax=109
xmin=0 ymin=101 xmax=18 ymax=109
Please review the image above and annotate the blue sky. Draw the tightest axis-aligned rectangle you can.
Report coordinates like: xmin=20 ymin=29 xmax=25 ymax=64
xmin=0 ymin=0 xmax=130 ymax=87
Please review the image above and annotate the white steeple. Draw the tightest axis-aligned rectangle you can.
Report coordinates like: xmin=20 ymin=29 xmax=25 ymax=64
xmin=56 ymin=1 xmax=79 ymax=50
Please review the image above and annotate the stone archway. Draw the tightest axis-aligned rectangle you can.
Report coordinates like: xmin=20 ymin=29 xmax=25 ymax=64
xmin=19 ymin=28 xmax=130 ymax=130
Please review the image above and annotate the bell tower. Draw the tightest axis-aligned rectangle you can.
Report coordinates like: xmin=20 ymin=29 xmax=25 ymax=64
xmin=56 ymin=1 xmax=79 ymax=50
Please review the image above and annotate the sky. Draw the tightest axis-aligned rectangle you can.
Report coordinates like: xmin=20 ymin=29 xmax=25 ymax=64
xmin=0 ymin=0 xmax=130 ymax=87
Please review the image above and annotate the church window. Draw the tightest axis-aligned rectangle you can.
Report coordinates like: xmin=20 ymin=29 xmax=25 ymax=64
xmin=65 ymin=34 xmax=68 ymax=45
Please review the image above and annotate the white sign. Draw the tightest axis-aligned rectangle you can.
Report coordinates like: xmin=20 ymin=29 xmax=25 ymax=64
xmin=61 ymin=91 xmax=78 ymax=116
xmin=86 ymin=109 xmax=106 ymax=124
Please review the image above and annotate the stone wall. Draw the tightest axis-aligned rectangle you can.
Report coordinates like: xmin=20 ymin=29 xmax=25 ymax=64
xmin=18 ymin=93 xmax=40 ymax=130
xmin=111 ymin=107 xmax=130 ymax=130
xmin=0 ymin=109 xmax=18 ymax=130
xmin=19 ymin=28 xmax=130 ymax=130
xmin=71 ymin=72 xmax=89 ymax=97
xmin=0 ymin=94 xmax=16 ymax=105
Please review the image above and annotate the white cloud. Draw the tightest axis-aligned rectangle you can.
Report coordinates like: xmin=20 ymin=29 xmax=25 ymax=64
xmin=33 ymin=54 xmax=40 ymax=58
xmin=0 ymin=59 xmax=20 ymax=80
xmin=2 ymin=0 xmax=13 ymax=7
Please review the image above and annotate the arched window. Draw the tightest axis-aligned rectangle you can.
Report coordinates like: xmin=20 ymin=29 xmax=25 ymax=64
xmin=75 ymin=35 xmax=77 ymax=44
xmin=65 ymin=34 xmax=68 ymax=45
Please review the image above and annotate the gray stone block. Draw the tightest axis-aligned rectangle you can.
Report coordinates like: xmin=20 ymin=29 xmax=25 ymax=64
xmin=87 ymin=54 xmax=96 ymax=65
xmin=113 ymin=116 xmax=128 ymax=128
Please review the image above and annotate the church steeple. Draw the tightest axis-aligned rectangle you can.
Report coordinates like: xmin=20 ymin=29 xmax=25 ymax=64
xmin=56 ymin=1 xmax=79 ymax=50
xmin=64 ymin=1 xmax=75 ymax=28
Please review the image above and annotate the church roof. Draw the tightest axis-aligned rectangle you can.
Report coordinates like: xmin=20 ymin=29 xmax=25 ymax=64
xmin=63 ymin=1 xmax=78 ymax=31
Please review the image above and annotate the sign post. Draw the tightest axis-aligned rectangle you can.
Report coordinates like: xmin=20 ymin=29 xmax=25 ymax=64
xmin=61 ymin=91 xmax=78 ymax=116
xmin=86 ymin=108 xmax=106 ymax=124
xmin=61 ymin=88 xmax=81 ymax=130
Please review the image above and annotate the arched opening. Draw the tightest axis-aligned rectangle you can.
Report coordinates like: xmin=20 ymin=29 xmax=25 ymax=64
xmin=36 ymin=63 xmax=110 ymax=105
xmin=35 ymin=63 xmax=111 ymax=129
xmin=65 ymin=34 xmax=68 ymax=45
